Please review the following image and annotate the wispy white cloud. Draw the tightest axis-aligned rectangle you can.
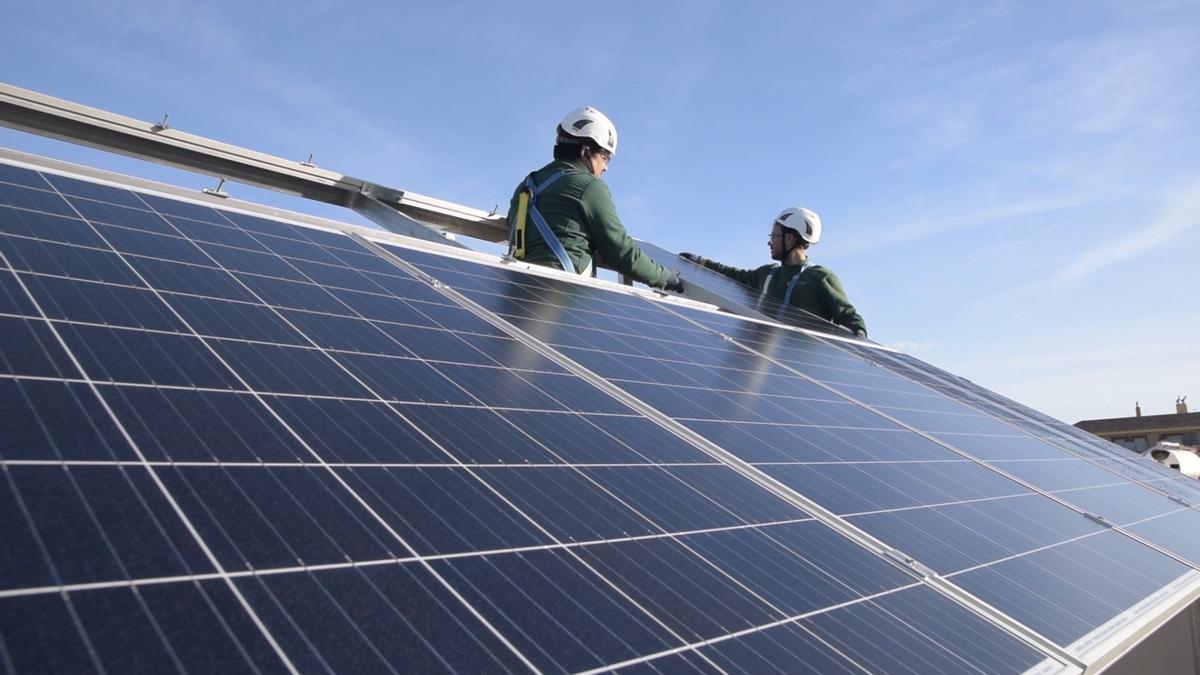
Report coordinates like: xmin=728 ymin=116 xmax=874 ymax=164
xmin=1056 ymin=174 xmax=1200 ymax=283
xmin=835 ymin=194 xmax=1084 ymax=255
xmin=1029 ymin=29 xmax=1197 ymax=138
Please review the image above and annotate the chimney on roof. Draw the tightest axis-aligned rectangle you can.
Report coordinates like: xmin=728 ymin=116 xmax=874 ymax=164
xmin=1136 ymin=401 xmax=1141 ymax=417
xmin=1178 ymin=396 xmax=1189 ymax=415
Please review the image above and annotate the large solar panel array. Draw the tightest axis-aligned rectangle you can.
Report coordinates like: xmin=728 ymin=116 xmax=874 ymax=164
xmin=1 ymin=153 xmax=1197 ymax=674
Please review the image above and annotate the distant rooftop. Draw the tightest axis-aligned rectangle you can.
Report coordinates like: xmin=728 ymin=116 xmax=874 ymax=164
xmin=1076 ymin=410 xmax=1200 ymax=434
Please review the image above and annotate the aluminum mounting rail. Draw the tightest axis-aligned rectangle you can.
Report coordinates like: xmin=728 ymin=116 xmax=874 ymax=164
xmin=0 ymin=81 xmax=508 ymax=244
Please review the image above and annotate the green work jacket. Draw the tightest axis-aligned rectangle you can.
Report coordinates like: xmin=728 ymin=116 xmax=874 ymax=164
xmin=702 ymin=259 xmax=867 ymax=335
xmin=506 ymin=159 xmax=669 ymax=287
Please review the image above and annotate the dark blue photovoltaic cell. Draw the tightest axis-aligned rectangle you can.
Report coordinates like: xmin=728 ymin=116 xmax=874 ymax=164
xmin=67 ymin=198 xmax=178 ymax=234
xmin=678 ymin=523 xmax=915 ymax=614
xmin=169 ymin=294 xmax=305 ymax=343
xmin=208 ymin=340 xmax=371 ymax=397
xmin=0 ymin=269 xmax=38 ymax=316
xmin=502 ymin=410 xmax=713 ymax=464
xmin=0 ymin=182 xmax=75 ymax=216
xmin=0 ymin=593 xmax=100 ymax=673
xmin=800 ymin=586 xmax=1047 ymax=674
xmin=573 ymin=536 xmax=780 ymax=638
xmin=698 ymin=622 xmax=862 ymax=674
xmin=399 ymin=404 xmax=563 ymax=464
xmin=0 ymin=206 xmax=105 ymax=247
xmin=0 ymin=316 xmax=78 ymax=378
xmin=0 ymin=159 xmax=1169 ymax=674
xmin=5 ymin=465 xmax=213 ymax=585
xmin=335 ymin=467 xmax=551 ymax=554
xmin=1 ymin=235 xmax=144 ymax=285
xmin=159 ymin=466 xmax=400 ymax=570
xmin=58 ymin=323 xmax=241 ymax=389
xmin=43 ymin=173 xmax=151 ymax=209
xmin=22 ymin=275 xmax=186 ymax=331
xmin=128 ymin=581 xmax=289 ymax=674
xmin=102 ymin=386 xmax=307 ymax=463
xmin=850 ymin=493 xmax=1101 ymax=572
xmin=432 ymin=549 xmax=683 ymax=673
xmin=0 ymin=379 xmax=134 ymax=461
xmin=763 ymin=460 xmax=1030 ymax=515
xmin=237 ymin=565 xmax=529 ymax=674
xmin=267 ymin=396 xmax=449 ymax=464
xmin=0 ymin=162 xmax=52 ymax=189
xmin=951 ymin=531 xmax=1190 ymax=645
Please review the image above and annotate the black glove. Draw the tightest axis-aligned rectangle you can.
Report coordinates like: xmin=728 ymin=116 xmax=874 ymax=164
xmin=679 ymin=252 xmax=705 ymax=265
xmin=661 ymin=270 xmax=685 ymax=293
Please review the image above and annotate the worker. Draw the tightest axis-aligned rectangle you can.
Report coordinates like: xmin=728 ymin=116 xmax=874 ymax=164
xmin=506 ymin=106 xmax=684 ymax=292
xmin=680 ymin=207 xmax=867 ymax=337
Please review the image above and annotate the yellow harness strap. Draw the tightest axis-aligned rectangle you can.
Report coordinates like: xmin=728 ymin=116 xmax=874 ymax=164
xmin=513 ymin=190 xmax=530 ymax=259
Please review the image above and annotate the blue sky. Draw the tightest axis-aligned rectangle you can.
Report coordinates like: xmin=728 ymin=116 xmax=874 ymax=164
xmin=2 ymin=0 xmax=1198 ymax=424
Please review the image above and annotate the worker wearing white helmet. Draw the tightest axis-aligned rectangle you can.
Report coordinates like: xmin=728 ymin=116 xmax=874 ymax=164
xmin=505 ymin=106 xmax=683 ymax=292
xmin=681 ymin=207 xmax=867 ymax=337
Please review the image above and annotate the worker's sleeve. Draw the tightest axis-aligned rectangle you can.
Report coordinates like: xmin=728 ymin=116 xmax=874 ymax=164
xmin=580 ymin=181 xmax=669 ymax=286
xmin=700 ymin=259 xmax=769 ymax=289
xmin=819 ymin=271 xmax=867 ymax=336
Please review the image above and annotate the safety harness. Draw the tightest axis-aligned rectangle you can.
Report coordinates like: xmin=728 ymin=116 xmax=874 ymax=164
xmin=761 ymin=260 xmax=814 ymax=306
xmin=509 ymin=171 xmax=582 ymax=275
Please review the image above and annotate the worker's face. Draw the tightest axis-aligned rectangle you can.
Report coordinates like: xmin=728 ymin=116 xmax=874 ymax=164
xmin=768 ymin=224 xmax=791 ymax=260
xmin=585 ymin=149 xmax=611 ymax=177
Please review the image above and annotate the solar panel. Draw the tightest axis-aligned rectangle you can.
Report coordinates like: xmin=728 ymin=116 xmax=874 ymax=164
xmin=0 ymin=151 xmax=1196 ymax=673
xmin=635 ymin=239 xmax=860 ymax=338
xmin=385 ymin=244 xmax=1200 ymax=651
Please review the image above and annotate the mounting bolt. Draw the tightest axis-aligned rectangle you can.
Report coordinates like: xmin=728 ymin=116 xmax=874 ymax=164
xmin=202 ymin=177 xmax=230 ymax=199
xmin=151 ymin=113 xmax=170 ymax=132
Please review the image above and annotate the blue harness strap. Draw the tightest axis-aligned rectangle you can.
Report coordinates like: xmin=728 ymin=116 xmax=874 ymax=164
xmin=513 ymin=171 xmax=579 ymax=274
xmin=762 ymin=260 xmax=814 ymax=306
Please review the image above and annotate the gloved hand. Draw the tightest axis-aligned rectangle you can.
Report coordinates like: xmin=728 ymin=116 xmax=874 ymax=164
xmin=679 ymin=252 xmax=705 ymax=265
xmin=661 ymin=270 xmax=685 ymax=293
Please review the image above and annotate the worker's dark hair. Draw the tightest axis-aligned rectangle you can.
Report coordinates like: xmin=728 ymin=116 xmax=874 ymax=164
xmin=780 ymin=225 xmax=810 ymax=249
xmin=553 ymin=142 xmax=585 ymax=160
xmin=553 ymin=127 xmax=603 ymax=160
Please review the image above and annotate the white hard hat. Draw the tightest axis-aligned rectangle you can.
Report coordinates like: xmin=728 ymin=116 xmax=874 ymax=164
xmin=557 ymin=106 xmax=618 ymax=156
xmin=774 ymin=207 xmax=821 ymax=245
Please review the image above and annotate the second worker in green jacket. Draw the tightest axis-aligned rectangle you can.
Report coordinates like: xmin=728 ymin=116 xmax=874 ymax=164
xmin=681 ymin=207 xmax=867 ymax=337
xmin=506 ymin=106 xmax=683 ymax=292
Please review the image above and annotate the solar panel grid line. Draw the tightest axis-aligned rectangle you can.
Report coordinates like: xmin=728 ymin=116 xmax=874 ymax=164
xmin=616 ymin=304 xmax=1133 ymax=668
xmin=883 ymin=352 xmax=1189 ymax=464
xmin=26 ymin=174 xmax=830 ymax=673
xmin=23 ymin=174 xmax=591 ymax=673
xmin=573 ymin=582 xmax=940 ymax=675
xmin=7 ymin=368 xmax=686 ymax=413
xmin=841 ymin=347 xmax=1200 ymax=559
xmin=396 ymin=246 xmax=1152 ymax=667
xmin=868 ymin=349 xmax=1200 ymax=510
xmin=0 ymin=156 xmax=1084 ymax=667
xmin=353 ymin=238 xmax=998 ymax=671
xmin=0 ymin=515 xmax=836 ymax=605
xmin=665 ymin=303 xmax=1200 ymax=573
xmin=0 ymin=218 xmax=300 ymax=673
xmin=353 ymin=234 xmax=1080 ymax=671
xmin=92 ymin=189 xmax=741 ymax=673
xmin=652 ymin=303 xmax=1200 ymax=662
xmin=0 ymin=464 xmax=110 ymax=673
